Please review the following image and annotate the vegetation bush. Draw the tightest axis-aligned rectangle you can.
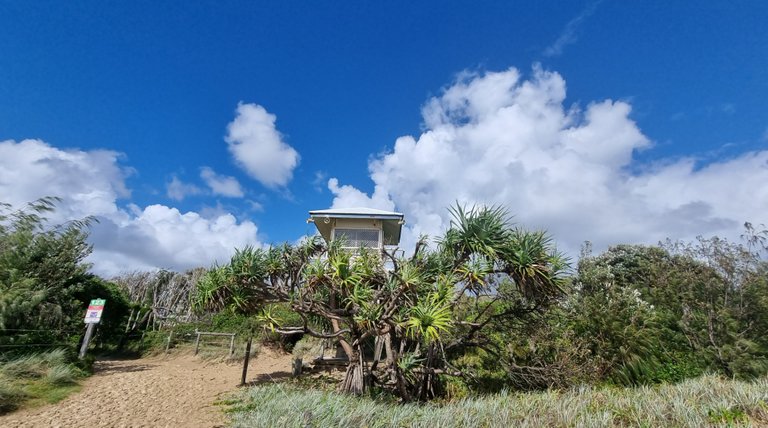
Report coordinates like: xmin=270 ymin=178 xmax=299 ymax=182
xmin=0 ymin=349 xmax=85 ymax=414
xmin=0 ymin=198 xmax=131 ymax=357
xmin=571 ymin=237 xmax=768 ymax=385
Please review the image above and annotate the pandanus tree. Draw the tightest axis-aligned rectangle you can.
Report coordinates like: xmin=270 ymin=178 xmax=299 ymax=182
xmin=193 ymin=204 xmax=568 ymax=401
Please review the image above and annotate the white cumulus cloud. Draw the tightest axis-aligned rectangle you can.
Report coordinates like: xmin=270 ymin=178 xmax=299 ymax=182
xmin=0 ymin=139 xmax=262 ymax=276
xmin=328 ymin=67 xmax=768 ymax=256
xmin=225 ymin=102 xmax=300 ymax=188
xmin=200 ymin=166 xmax=244 ymax=198
xmin=87 ymin=205 xmax=259 ymax=275
xmin=166 ymin=176 xmax=203 ymax=201
xmin=0 ymin=139 xmax=129 ymax=219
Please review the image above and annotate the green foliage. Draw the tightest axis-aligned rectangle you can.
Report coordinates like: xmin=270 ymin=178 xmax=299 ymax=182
xmin=572 ymin=237 xmax=768 ymax=385
xmin=406 ymin=302 xmax=452 ymax=343
xmin=0 ymin=349 xmax=85 ymax=414
xmin=0 ymin=376 xmax=25 ymax=413
xmin=708 ymin=406 xmax=748 ymax=425
xmin=0 ymin=199 xmax=131 ymax=355
xmin=210 ymin=311 xmax=258 ymax=336
xmin=128 ymin=330 xmax=171 ymax=355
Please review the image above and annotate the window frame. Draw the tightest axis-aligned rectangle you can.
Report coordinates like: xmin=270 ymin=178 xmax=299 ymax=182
xmin=331 ymin=227 xmax=382 ymax=249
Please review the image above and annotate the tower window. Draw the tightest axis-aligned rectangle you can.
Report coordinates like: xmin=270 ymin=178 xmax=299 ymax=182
xmin=333 ymin=228 xmax=380 ymax=248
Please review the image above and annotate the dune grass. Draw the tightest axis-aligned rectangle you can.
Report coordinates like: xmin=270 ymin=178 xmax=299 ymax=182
xmin=0 ymin=349 xmax=85 ymax=414
xmin=226 ymin=375 xmax=768 ymax=427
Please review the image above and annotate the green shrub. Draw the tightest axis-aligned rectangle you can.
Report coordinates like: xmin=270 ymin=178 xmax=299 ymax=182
xmin=1 ymin=353 xmax=48 ymax=379
xmin=132 ymin=330 xmax=171 ymax=355
xmin=708 ymin=406 xmax=748 ymax=425
xmin=0 ymin=349 xmax=84 ymax=414
xmin=0 ymin=374 xmax=26 ymax=413
xmin=44 ymin=364 xmax=78 ymax=386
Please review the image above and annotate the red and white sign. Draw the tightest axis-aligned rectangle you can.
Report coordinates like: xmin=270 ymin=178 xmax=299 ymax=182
xmin=84 ymin=299 xmax=106 ymax=324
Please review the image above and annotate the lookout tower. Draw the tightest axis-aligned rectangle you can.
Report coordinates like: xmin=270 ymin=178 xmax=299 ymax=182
xmin=307 ymin=207 xmax=405 ymax=250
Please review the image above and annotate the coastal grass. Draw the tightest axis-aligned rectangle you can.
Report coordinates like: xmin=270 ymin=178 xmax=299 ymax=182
xmin=227 ymin=374 xmax=768 ymax=427
xmin=0 ymin=349 xmax=85 ymax=414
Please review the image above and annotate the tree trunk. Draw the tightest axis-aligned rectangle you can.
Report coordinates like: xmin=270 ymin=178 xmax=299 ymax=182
xmin=329 ymin=293 xmax=354 ymax=357
xmin=340 ymin=345 xmax=369 ymax=395
xmin=417 ymin=343 xmax=441 ymax=401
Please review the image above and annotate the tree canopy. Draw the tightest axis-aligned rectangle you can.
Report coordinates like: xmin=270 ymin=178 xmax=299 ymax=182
xmin=194 ymin=204 xmax=569 ymax=400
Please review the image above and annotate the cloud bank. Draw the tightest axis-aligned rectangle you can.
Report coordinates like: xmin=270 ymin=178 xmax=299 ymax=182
xmin=0 ymin=139 xmax=262 ymax=276
xmin=225 ymin=103 xmax=299 ymax=188
xmin=328 ymin=67 xmax=768 ymax=255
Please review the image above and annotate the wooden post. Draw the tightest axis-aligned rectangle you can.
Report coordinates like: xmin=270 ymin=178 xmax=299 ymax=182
xmin=240 ymin=336 xmax=252 ymax=386
xmin=292 ymin=358 xmax=303 ymax=377
xmin=229 ymin=334 xmax=235 ymax=356
xmin=194 ymin=331 xmax=201 ymax=356
xmin=165 ymin=331 xmax=173 ymax=353
xmin=79 ymin=323 xmax=96 ymax=359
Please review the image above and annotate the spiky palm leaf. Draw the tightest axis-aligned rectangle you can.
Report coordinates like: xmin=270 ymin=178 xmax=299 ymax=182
xmin=457 ymin=256 xmax=492 ymax=293
xmin=397 ymin=351 xmax=425 ymax=383
xmin=256 ymin=304 xmax=283 ymax=332
xmin=441 ymin=203 xmax=511 ymax=261
xmin=500 ymin=229 xmax=569 ymax=300
xmin=397 ymin=260 xmax=425 ymax=290
xmin=191 ymin=266 xmax=231 ymax=313
xmin=229 ymin=246 xmax=268 ymax=286
xmin=303 ymin=258 xmax=328 ymax=288
xmin=353 ymin=300 xmax=383 ymax=330
xmin=406 ymin=299 xmax=453 ymax=343
xmin=329 ymin=249 xmax=360 ymax=290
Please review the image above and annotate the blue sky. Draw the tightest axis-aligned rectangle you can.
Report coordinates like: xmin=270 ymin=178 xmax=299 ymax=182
xmin=1 ymin=1 xmax=767 ymax=275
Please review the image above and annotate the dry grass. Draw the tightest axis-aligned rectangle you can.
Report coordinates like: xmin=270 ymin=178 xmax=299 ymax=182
xmin=227 ymin=374 xmax=768 ymax=427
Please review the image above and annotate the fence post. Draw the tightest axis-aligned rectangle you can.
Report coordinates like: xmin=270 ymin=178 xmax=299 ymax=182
xmin=229 ymin=334 xmax=235 ymax=356
xmin=194 ymin=331 xmax=201 ymax=356
xmin=292 ymin=357 xmax=303 ymax=377
xmin=240 ymin=336 xmax=252 ymax=386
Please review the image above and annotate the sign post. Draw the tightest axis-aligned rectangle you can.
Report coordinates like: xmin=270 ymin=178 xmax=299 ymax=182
xmin=79 ymin=299 xmax=106 ymax=359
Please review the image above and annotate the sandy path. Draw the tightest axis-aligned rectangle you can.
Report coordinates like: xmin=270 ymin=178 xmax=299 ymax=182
xmin=0 ymin=348 xmax=292 ymax=428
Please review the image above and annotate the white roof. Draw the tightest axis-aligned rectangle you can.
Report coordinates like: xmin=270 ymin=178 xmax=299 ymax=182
xmin=308 ymin=207 xmax=403 ymax=218
xmin=308 ymin=207 xmax=405 ymax=245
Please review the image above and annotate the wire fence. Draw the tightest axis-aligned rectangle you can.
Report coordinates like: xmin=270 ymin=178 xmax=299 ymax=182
xmin=1 ymin=327 xmax=84 ymax=356
xmin=1 ymin=325 xmax=243 ymax=359
xmin=0 ymin=343 xmax=74 ymax=348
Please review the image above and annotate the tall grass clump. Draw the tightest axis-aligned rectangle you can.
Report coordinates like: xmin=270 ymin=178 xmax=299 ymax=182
xmin=0 ymin=349 xmax=84 ymax=414
xmin=0 ymin=376 xmax=26 ymax=414
xmin=227 ymin=374 xmax=768 ymax=427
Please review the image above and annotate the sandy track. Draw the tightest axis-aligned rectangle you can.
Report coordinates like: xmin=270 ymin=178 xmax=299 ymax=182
xmin=0 ymin=348 xmax=292 ymax=428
